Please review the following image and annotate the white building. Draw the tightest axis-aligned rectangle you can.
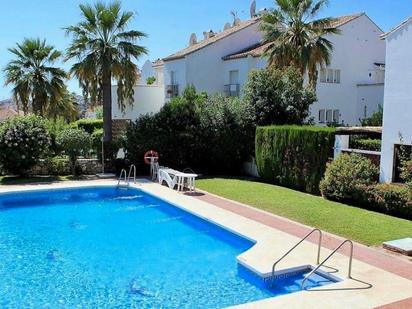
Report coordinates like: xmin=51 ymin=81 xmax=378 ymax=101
xmin=380 ymin=17 xmax=412 ymax=183
xmin=160 ymin=13 xmax=386 ymax=126
xmin=113 ymin=12 xmax=385 ymax=126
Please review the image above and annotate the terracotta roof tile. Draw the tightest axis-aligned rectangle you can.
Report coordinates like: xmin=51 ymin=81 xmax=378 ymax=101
xmin=163 ymin=17 xmax=261 ymax=61
xmin=223 ymin=13 xmax=365 ymax=61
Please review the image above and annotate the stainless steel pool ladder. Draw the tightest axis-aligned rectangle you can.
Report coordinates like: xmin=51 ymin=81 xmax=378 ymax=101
xmin=271 ymin=229 xmax=322 ymax=283
xmin=128 ymin=165 xmax=136 ymax=184
xmin=117 ymin=169 xmax=129 ymax=188
xmin=301 ymin=239 xmax=353 ymax=290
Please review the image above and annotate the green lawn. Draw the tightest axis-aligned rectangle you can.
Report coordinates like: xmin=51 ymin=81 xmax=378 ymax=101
xmin=196 ymin=177 xmax=412 ymax=246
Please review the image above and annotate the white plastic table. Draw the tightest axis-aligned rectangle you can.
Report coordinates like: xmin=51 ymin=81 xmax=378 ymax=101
xmin=176 ymin=173 xmax=198 ymax=192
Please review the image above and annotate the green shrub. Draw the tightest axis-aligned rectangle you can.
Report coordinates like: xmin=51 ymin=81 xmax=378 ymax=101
xmin=400 ymin=159 xmax=412 ymax=184
xmin=244 ymin=67 xmax=316 ymax=126
xmin=360 ymin=105 xmax=383 ymax=126
xmin=360 ymin=184 xmax=412 ymax=220
xmin=320 ymin=153 xmax=379 ymax=202
xmin=256 ymin=125 xmax=335 ymax=194
xmin=70 ymin=118 xmax=103 ymax=134
xmin=125 ymin=88 xmax=254 ymax=174
xmin=48 ymin=157 xmax=71 ymax=176
xmin=350 ymin=137 xmax=381 ymax=152
xmin=56 ymin=128 xmax=91 ymax=175
xmin=0 ymin=115 xmax=51 ymax=176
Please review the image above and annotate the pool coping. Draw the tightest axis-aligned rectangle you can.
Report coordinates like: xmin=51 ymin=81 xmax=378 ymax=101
xmin=1 ymin=180 xmax=411 ymax=309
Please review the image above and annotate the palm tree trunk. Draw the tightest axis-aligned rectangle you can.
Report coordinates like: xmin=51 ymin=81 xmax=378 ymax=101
xmin=102 ymin=68 xmax=113 ymax=143
xmin=102 ymin=67 xmax=113 ymax=172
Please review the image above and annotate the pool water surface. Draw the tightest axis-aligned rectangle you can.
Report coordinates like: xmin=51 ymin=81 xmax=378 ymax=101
xmin=0 ymin=187 xmax=336 ymax=308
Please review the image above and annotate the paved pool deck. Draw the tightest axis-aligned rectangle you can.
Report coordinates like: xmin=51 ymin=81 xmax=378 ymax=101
xmin=1 ymin=179 xmax=411 ymax=309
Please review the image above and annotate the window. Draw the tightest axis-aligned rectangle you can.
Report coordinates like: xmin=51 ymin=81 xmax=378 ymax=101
xmin=318 ymin=109 xmax=326 ymax=123
xmin=334 ymin=70 xmax=341 ymax=83
xmin=320 ymin=68 xmax=341 ymax=84
xmin=333 ymin=109 xmax=340 ymax=123
xmin=229 ymin=70 xmax=239 ymax=85
xmin=170 ymin=71 xmax=176 ymax=85
xmin=327 ymin=69 xmax=333 ymax=83
xmin=320 ymin=69 xmax=327 ymax=83
xmin=326 ymin=110 xmax=333 ymax=123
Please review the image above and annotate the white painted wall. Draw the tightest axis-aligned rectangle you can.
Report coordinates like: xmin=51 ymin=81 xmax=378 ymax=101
xmin=112 ymin=85 xmax=165 ymax=121
xmin=380 ymin=19 xmax=412 ymax=183
xmin=140 ymin=60 xmax=156 ymax=85
xmin=356 ymin=84 xmax=384 ymax=121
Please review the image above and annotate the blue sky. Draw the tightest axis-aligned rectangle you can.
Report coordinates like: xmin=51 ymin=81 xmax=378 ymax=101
xmin=1 ymin=0 xmax=412 ymax=99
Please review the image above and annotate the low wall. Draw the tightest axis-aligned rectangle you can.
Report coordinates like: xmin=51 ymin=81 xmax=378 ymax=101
xmin=31 ymin=159 xmax=103 ymax=176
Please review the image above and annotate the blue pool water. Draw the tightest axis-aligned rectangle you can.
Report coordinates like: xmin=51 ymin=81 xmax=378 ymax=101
xmin=0 ymin=187 xmax=337 ymax=308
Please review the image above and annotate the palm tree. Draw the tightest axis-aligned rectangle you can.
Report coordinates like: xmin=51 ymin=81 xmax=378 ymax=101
xmin=4 ymin=38 xmax=66 ymax=115
xmin=46 ymin=87 xmax=79 ymax=122
xmin=260 ymin=0 xmax=340 ymax=88
xmin=65 ymin=1 xmax=147 ymax=146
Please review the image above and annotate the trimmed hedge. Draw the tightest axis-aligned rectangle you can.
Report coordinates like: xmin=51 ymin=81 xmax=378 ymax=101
xmin=256 ymin=125 xmax=335 ymax=194
xmin=350 ymin=137 xmax=381 ymax=152
xmin=70 ymin=119 xmax=103 ymax=134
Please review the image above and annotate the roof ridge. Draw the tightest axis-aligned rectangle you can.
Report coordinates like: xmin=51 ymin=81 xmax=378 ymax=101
xmin=163 ymin=17 xmax=261 ymax=61
xmin=382 ymin=15 xmax=412 ymax=39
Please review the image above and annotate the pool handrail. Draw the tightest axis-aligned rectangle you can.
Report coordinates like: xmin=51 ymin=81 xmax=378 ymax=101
xmin=301 ymin=239 xmax=353 ymax=290
xmin=117 ymin=169 xmax=128 ymax=187
xmin=271 ymin=228 xmax=322 ymax=283
xmin=128 ymin=165 xmax=136 ymax=184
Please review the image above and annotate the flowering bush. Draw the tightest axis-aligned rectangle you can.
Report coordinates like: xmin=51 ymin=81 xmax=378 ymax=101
xmin=0 ymin=115 xmax=51 ymax=175
xmin=56 ymin=128 xmax=91 ymax=175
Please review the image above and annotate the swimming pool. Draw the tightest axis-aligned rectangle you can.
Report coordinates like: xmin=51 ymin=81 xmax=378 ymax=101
xmin=0 ymin=187 xmax=337 ymax=308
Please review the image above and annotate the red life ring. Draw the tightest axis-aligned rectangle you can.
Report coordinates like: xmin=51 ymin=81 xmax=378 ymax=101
xmin=144 ymin=150 xmax=159 ymax=165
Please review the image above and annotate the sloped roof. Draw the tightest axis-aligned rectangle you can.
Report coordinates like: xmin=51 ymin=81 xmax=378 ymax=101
xmin=163 ymin=17 xmax=261 ymax=61
xmin=223 ymin=13 xmax=365 ymax=61
xmin=382 ymin=16 xmax=412 ymax=39
xmin=152 ymin=59 xmax=164 ymax=67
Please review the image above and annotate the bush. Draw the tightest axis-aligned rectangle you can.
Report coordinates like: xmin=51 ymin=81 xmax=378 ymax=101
xmin=320 ymin=153 xmax=379 ymax=202
xmin=350 ymin=137 xmax=381 ymax=152
xmin=70 ymin=119 xmax=103 ymax=134
xmin=360 ymin=105 xmax=383 ymax=126
xmin=56 ymin=128 xmax=91 ymax=174
xmin=360 ymin=184 xmax=412 ymax=220
xmin=0 ymin=115 xmax=51 ymax=176
xmin=256 ymin=126 xmax=335 ymax=194
xmin=244 ymin=67 xmax=316 ymax=126
xmin=125 ymin=88 xmax=254 ymax=174
xmin=400 ymin=159 xmax=412 ymax=184
xmin=197 ymin=95 xmax=256 ymax=172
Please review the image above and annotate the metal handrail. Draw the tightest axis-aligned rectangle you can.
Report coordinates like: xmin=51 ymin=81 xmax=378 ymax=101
xmin=128 ymin=165 xmax=136 ymax=184
xmin=117 ymin=169 xmax=128 ymax=187
xmin=301 ymin=239 xmax=354 ymax=290
xmin=272 ymin=229 xmax=322 ymax=280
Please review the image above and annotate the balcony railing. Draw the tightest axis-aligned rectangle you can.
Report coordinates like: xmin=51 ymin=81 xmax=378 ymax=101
xmin=166 ymin=84 xmax=179 ymax=98
xmin=224 ymin=84 xmax=240 ymax=97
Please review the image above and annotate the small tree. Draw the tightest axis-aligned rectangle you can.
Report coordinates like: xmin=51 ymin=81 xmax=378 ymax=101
xmin=56 ymin=128 xmax=91 ymax=175
xmin=244 ymin=67 xmax=316 ymax=126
